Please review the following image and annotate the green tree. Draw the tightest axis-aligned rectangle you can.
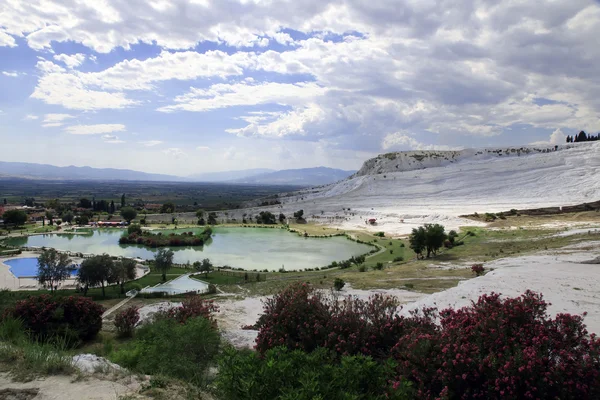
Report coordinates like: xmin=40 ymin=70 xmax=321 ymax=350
xmin=255 ymin=211 xmax=276 ymax=224
xmin=37 ymin=249 xmax=73 ymax=292
xmin=79 ymin=198 xmax=92 ymax=208
xmin=279 ymin=213 xmax=286 ymax=223
xmin=120 ymin=206 xmax=138 ymax=223
xmin=78 ymin=254 xmax=114 ymax=297
xmin=2 ymin=209 xmax=28 ymax=226
xmin=293 ymin=210 xmax=304 ymax=219
xmin=45 ymin=211 xmax=54 ymax=225
xmin=448 ymin=230 xmax=458 ymax=244
xmin=127 ymin=224 xmax=142 ymax=235
xmin=62 ymin=212 xmax=74 ymax=224
xmin=75 ymin=215 xmax=89 ymax=226
xmin=110 ymin=200 xmax=116 ymax=214
xmin=334 ymin=278 xmax=345 ymax=291
xmin=207 ymin=212 xmax=218 ymax=225
xmin=409 ymin=226 xmax=426 ymax=259
xmin=155 ymin=249 xmax=174 ymax=282
xmin=160 ymin=202 xmax=176 ymax=214
xmin=350 ymin=254 xmax=366 ymax=267
xmin=121 ymin=194 xmax=126 ymax=208
xmin=194 ymin=258 xmax=213 ymax=277
xmin=110 ymin=258 xmax=137 ymax=294
xmin=409 ymin=224 xmax=447 ymax=258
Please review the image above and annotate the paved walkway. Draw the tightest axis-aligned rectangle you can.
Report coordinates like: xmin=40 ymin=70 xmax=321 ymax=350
xmin=102 ymin=295 xmax=136 ymax=319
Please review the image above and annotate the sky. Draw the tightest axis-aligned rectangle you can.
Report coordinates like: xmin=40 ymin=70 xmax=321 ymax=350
xmin=0 ymin=0 xmax=599 ymax=176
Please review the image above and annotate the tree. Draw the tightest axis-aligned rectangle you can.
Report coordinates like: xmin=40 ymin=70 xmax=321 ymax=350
xmin=196 ymin=209 xmax=205 ymax=225
xmin=160 ymin=202 xmax=176 ymax=214
xmin=409 ymin=224 xmax=447 ymax=258
xmin=37 ymin=249 xmax=73 ymax=292
xmin=3 ymin=198 xmax=6 ymax=205
xmin=45 ymin=211 xmax=54 ymax=225
xmin=256 ymin=211 xmax=276 ymax=224
xmin=78 ymin=254 xmax=114 ymax=297
xmin=448 ymin=230 xmax=458 ymax=244
xmin=2 ymin=209 xmax=27 ymax=226
xmin=127 ymin=224 xmax=142 ymax=235
xmin=293 ymin=210 xmax=304 ymax=219
xmin=350 ymin=254 xmax=366 ymax=267
xmin=79 ymin=198 xmax=92 ymax=208
xmin=334 ymin=278 xmax=345 ymax=291
xmin=110 ymin=200 xmax=116 ymax=214
xmin=121 ymin=194 xmax=126 ymax=208
xmin=423 ymin=223 xmax=446 ymax=257
xmin=207 ymin=212 xmax=218 ymax=225
xmin=120 ymin=206 xmax=137 ymax=223
xmin=194 ymin=258 xmax=213 ymax=277
xmin=62 ymin=212 xmax=74 ymax=224
xmin=575 ymin=130 xmax=587 ymax=142
xmin=279 ymin=213 xmax=286 ymax=223
xmin=409 ymin=226 xmax=426 ymax=258
xmin=24 ymin=197 xmax=35 ymax=207
xmin=155 ymin=248 xmax=174 ymax=282
xmin=110 ymin=258 xmax=137 ymax=294
xmin=75 ymin=215 xmax=89 ymax=226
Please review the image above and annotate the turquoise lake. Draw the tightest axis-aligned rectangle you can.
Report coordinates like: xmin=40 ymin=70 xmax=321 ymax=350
xmin=4 ymin=227 xmax=372 ymax=271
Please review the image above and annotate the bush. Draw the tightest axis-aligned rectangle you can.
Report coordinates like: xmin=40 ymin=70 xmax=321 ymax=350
xmin=215 ymin=346 xmax=411 ymax=400
xmin=358 ymin=265 xmax=367 ymax=272
xmin=8 ymin=295 xmax=104 ymax=345
xmin=114 ymin=306 xmax=140 ymax=338
xmin=333 ymin=278 xmax=345 ymax=291
xmin=158 ymin=295 xmax=219 ymax=325
xmin=392 ymin=291 xmax=600 ymax=399
xmin=393 ymin=256 xmax=404 ymax=262
xmin=110 ymin=316 xmax=220 ymax=385
xmin=374 ymin=262 xmax=384 ymax=270
xmin=254 ymin=283 xmax=412 ymax=359
xmin=374 ymin=231 xmax=385 ymax=237
xmin=471 ymin=263 xmax=485 ymax=276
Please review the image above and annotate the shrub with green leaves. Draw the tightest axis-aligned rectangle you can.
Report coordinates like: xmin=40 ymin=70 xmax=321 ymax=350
xmin=333 ymin=278 xmax=345 ymax=291
xmin=215 ymin=346 xmax=412 ymax=400
xmin=110 ymin=316 xmax=220 ymax=385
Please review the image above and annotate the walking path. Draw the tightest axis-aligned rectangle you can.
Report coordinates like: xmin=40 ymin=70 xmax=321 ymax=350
xmin=102 ymin=295 xmax=136 ymax=319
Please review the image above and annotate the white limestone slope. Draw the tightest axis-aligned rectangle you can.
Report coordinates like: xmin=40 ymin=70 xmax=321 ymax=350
xmin=271 ymin=142 xmax=600 ymax=235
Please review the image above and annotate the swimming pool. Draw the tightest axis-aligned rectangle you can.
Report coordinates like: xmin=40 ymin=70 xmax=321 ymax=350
xmin=3 ymin=257 xmax=79 ymax=278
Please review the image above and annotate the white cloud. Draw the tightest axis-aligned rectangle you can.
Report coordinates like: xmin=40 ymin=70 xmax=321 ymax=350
xmin=65 ymin=124 xmax=126 ymax=135
xmin=139 ymin=140 xmax=163 ymax=147
xmin=102 ymin=134 xmax=125 ymax=144
xmin=382 ymin=132 xmax=460 ymax=151
xmin=159 ymin=81 xmax=326 ymax=113
xmin=530 ymin=128 xmax=567 ymax=146
xmin=23 ymin=114 xmax=39 ymax=120
xmin=53 ymin=53 xmax=86 ymax=69
xmin=196 ymin=146 xmax=210 ymax=151
xmin=42 ymin=113 xmax=74 ymax=128
xmin=0 ymin=30 xmax=16 ymax=47
xmin=2 ymin=71 xmax=18 ymax=77
xmin=163 ymin=148 xmax=187 ymax=158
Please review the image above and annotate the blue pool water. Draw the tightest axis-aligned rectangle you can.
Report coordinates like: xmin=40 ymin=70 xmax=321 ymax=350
xmin=4 ymin=258 xmax=79 ymax=278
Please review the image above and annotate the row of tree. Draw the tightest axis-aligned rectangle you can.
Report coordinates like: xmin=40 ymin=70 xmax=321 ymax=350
xmin=566 ymin=131 xmax=600 ymax=142
xmin=36 ymin=249 xmax=136 ymax=296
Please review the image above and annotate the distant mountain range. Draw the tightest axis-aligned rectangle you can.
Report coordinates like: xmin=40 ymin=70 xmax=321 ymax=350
xmin=0 ymin=161 xmax=355 ymax=186
xmin=187 ymin=168 xmax=274 ymax=182
xmin=0 ymin=161 xmax=182 ymax=182
xmin=231 ymin=167 xmax=355 ymax=186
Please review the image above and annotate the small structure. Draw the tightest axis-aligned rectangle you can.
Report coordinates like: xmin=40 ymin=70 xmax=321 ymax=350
xmin=368 ymin=218 xmax=377 ymax=225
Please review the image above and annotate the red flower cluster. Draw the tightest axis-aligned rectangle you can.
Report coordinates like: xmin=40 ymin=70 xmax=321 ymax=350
xmin=392 ymin=291 xmax=600 ymax=399
xmin=114 ymin=306 xmax=140 ymax=337
xmin=255 ymin=284 xmax=600 ymax=399
xmin=161 ymin=295 xmax=219 ymax=326
xmin=8 ymin=295 xmax=104 ymax=343
xmin=471 ymin=263 xmax=485 ymax=276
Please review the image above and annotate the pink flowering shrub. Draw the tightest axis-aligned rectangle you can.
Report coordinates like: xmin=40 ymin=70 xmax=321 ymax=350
xmin=161 ymin=295 xmax=219 ymax=326
xmin=255 ymin=284 xmax=600 ymax=399
xmin=471 ymin=263 xmax=485 ymax=276
xmin=391 ymin=291 xmax=600 ymax=399
xmin=254 ymin=282 xmax=433 ymax=358
xmin=8 ymin=295 xmax=104 ymax=343
xmin=114 ymin=306 xmax=140 ymax=337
